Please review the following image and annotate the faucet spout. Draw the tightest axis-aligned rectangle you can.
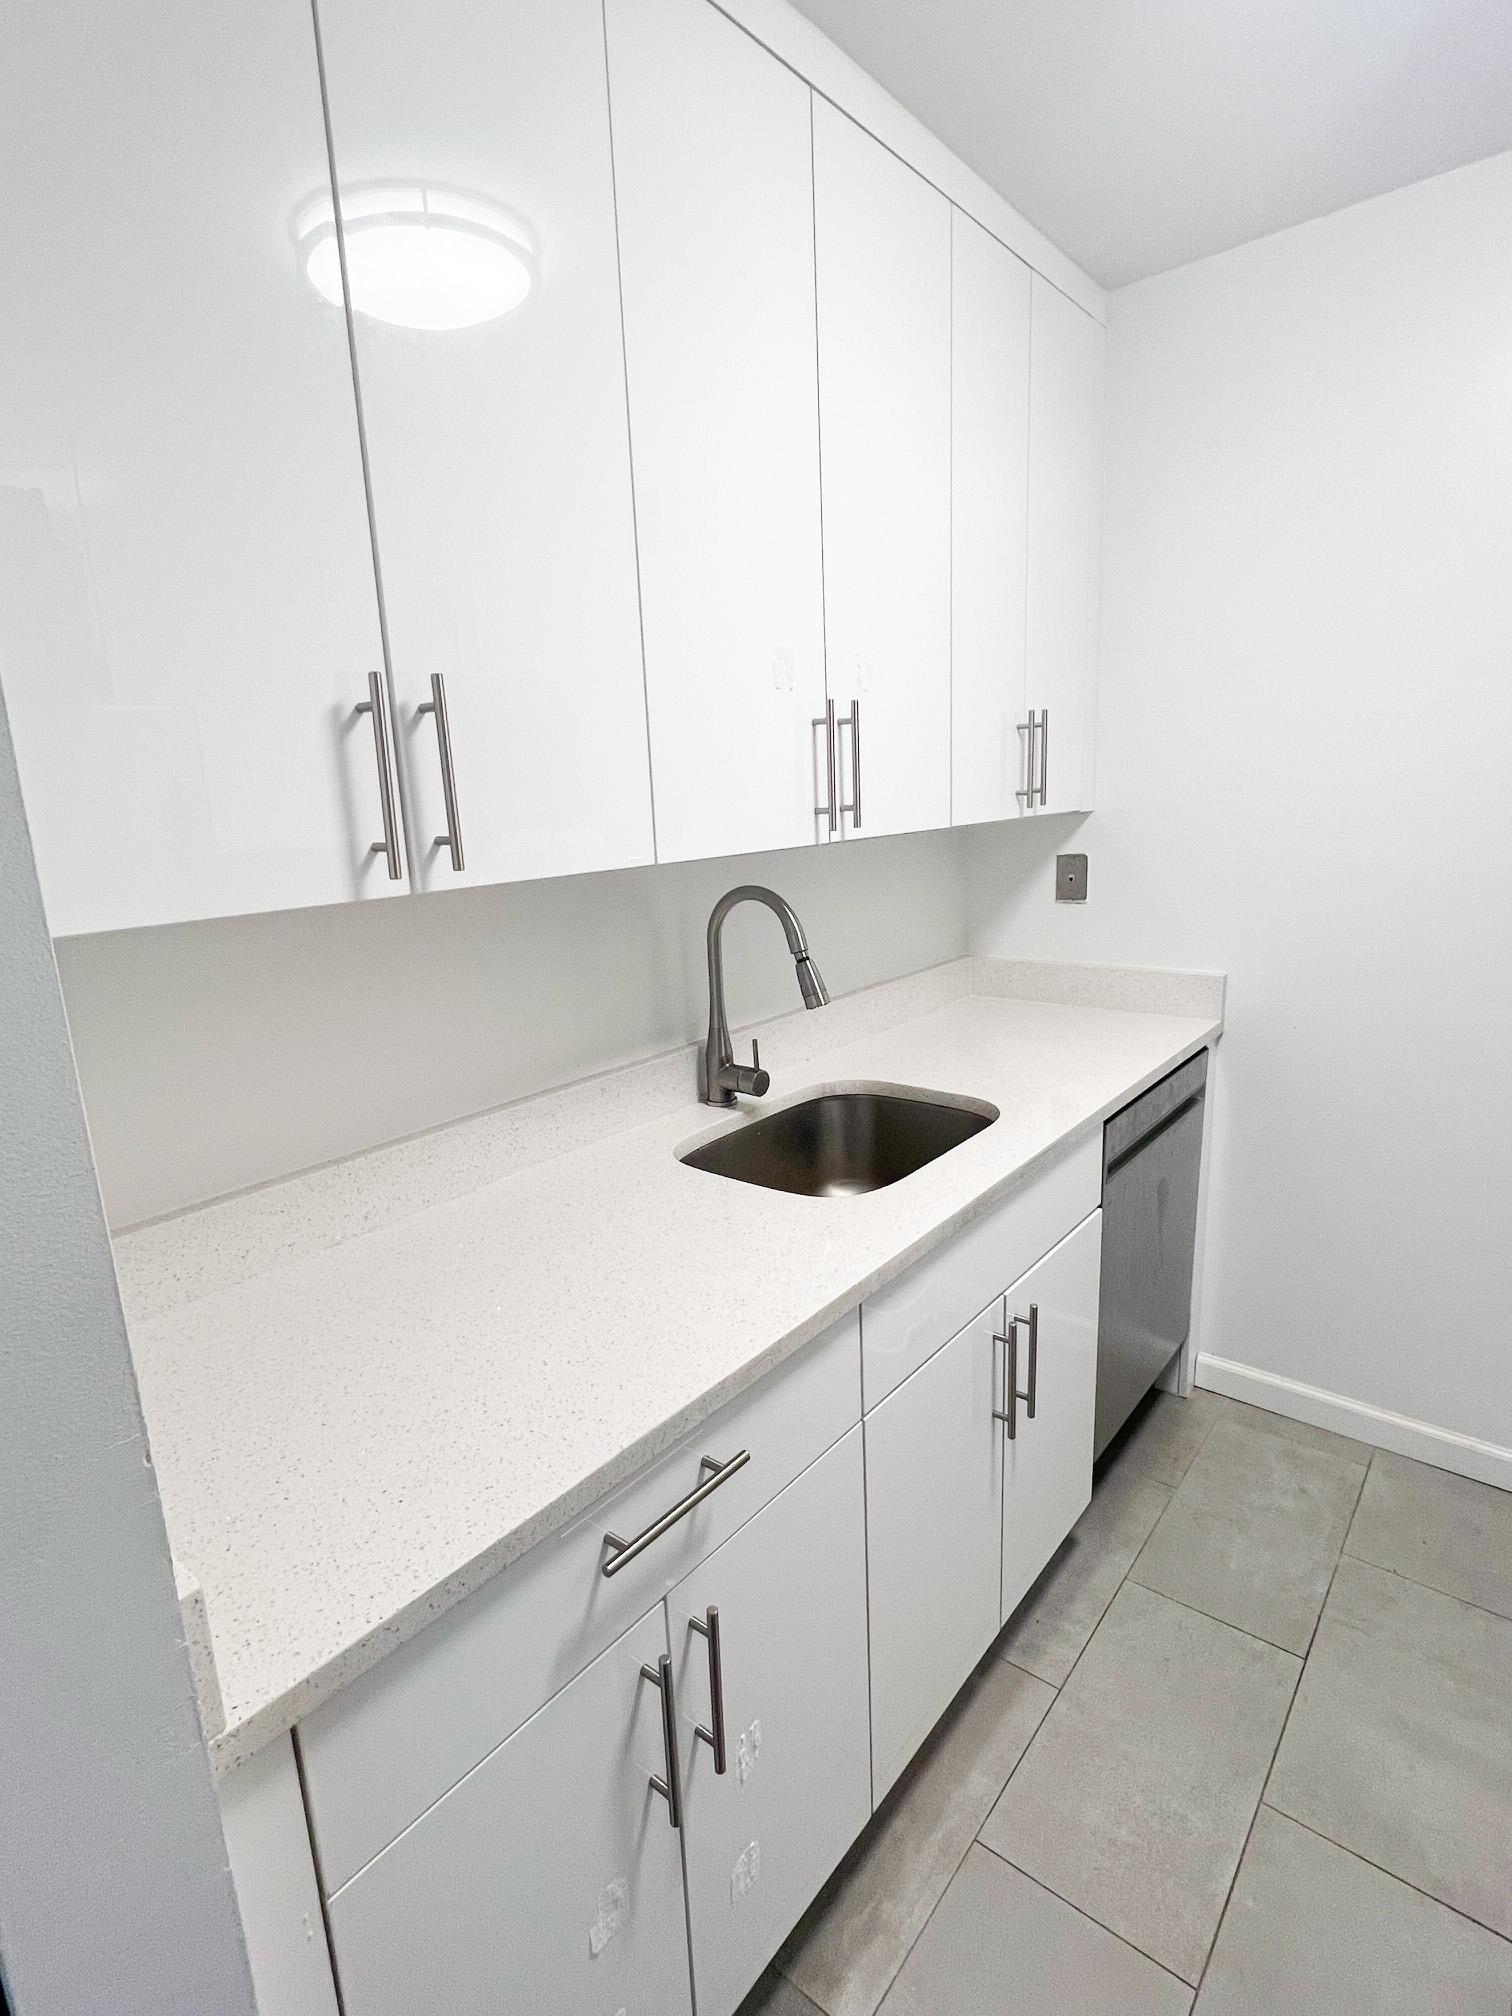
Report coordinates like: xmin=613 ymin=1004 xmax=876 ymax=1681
xmin=701 ymin=886 xmax=829 ymax=1106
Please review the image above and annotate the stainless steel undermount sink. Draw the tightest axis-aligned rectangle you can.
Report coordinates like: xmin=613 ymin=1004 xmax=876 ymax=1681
xmin=679 ymin=1089 xmax=998 ymax=1198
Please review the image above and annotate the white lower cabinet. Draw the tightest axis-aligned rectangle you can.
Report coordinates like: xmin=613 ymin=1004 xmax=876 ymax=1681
xmin=284 ymin=1164 xmax=1103 ymax=2016
xmin=864 ymin=1308 xmax=1004 ymax=1802
xmin=325 ymin=1604 xmax=693 ymax=2016
xmin=862 ymin=1204 xmax=1103 ymax=1801
xmin=1000 ymin=1211 xmax=1102 ymax=1620
xmin=670 ymin=1426 xmax=871 ymax=2016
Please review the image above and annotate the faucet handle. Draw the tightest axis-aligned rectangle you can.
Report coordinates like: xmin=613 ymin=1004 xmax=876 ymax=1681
xmin=722 ymin=1039 xmax=771 ymax=1100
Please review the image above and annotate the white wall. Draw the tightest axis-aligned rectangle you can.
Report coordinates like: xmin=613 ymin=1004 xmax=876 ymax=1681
xmin=0 ymin=690 xmax=256 ymax=2016
xmin=59 ymin=825 xmax=966 ymax=1226
xmin=967 ymin=152 xmax=1512 ymax=1455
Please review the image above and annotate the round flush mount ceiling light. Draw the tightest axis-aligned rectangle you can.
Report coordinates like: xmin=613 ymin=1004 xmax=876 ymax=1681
xmin=296 ymin=185 xmax=535 ymax=332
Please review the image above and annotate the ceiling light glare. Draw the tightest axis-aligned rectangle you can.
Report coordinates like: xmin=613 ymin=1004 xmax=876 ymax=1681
xmin=297 ymin=185 xmax=535 ymax=333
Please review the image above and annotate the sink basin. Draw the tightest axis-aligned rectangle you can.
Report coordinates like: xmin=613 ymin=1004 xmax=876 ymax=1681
xmin=680 ymin=1089 xmax=997 ymax=1198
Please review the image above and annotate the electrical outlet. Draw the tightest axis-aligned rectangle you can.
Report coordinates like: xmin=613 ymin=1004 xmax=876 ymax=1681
xmin=1056 ymin=853 xmax=1088 ymax=902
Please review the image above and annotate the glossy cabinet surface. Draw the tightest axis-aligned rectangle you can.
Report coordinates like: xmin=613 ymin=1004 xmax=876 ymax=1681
xmin=1025 ymin=275 xmax=1107 ymax=817
xmin=864 ymin=1305 xmax=1005 ymax=1801
xmin=298 ymin=1310 xmax=860 ymax=1893
xmin=861 ymin=1130 xmax=1102 ymax=1410
xmin=813 ymin=99 xmax=953 ymax=841
xmin=0 ymin=0 xmax=392 ymax=934
xmin=1001 ymin=1209 xmax=1102 ymax=1619
xmin=952 ymin=211 xmax=1034 ymax=826
xmin=317 ymin=0 xmax=654 ymax=889
xmin=608 ymin=0 xmax=829 ymax=862
xmin=4 ymin=0 xmax=1106 ymax=936
xmin=326 ymin=1605 xmax=693 ymax=2016
xmin=670 ymin=1426 xmax=872 ymax=2016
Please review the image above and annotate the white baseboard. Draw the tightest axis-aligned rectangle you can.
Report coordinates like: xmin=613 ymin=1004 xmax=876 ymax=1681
xmin=1195 ymin=1353 xmax=1512 ymax=1493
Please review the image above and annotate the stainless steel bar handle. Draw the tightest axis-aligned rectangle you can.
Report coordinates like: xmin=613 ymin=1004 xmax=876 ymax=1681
xmin=1016 ymin=713 xmax=1038 ymax=807
xmin=1038 ymin=709 xmax=1049 ymax=807
xmin=1023 ymin=1303 xmax=1039 ymax=1417
xmin=813 ymin=698 xmax=838 ymax=833
xmin=356 ymin=671 xmax=403 ymax=880
xmin=838 ymin=700 xmax=862 ymax=830
xmin=416 ymin=673 xmax=465 ymax=871
xmin=993 ymin=1318 xmax=1018 ymax=1439
xmin=690 ymin=1605 xmax=727 ymax=1774
xmin=993 ymin=1307 xmax=1038 ymax=1437
xmin=602 ymin=1450 xmax=751 ymax=1577
xmin=641 ymin=1654 xmax=683 ymax=1829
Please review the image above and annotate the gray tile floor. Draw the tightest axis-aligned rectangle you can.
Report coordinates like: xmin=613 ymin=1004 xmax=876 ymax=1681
xmin=738 ymin=1387 xmax=1512 ymax=2015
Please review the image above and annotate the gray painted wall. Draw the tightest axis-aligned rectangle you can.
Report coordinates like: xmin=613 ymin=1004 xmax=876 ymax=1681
xmin=0 ymin=690 xmax=255 ymax=2015
xmin=58 ymin=825 xmax=967 ymax=1227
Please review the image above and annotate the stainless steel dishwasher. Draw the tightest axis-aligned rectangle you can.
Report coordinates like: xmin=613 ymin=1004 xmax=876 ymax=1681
xmin=1095 ymin=1049 xmax=1209 ymax=1457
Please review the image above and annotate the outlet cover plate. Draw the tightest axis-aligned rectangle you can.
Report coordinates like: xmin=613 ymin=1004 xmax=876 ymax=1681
xmin=1056 ymin=853 xmax=1088 ymax=902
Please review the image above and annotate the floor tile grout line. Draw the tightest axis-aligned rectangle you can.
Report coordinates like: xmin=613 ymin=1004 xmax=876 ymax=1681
xmin=1189 ymin=1634 xmax=1310 ymax=2002
xmin=1338 ymin=1544 xmax=1512 ymax=1633
xmin=1257 ymin=1545 xmax=1346 ymax=1816
xmin=854 ymin=1775 xmax=1037 ymax=2016
xmin=1118 ymin=1577 xmax=1310 ymax=1664
xmin=1256 ymin=1800 xmax=1512 ymax=1950
xmin=780 ymin=1660 xmax=1058 ymax=2016
xmin=974 ymin=1835 xmax=1204 ymax=1994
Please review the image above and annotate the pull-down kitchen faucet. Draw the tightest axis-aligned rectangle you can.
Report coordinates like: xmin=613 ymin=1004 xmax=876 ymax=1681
xmin=701 ymin=886 xmax=829 ymax=1106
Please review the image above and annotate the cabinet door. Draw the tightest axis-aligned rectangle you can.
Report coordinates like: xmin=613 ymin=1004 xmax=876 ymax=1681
xmin=864 ymin=1305 xmax=1004 ymax=1802
xmin=317 ymin=0 xmax=654 ymax=890
xmin=1001 ymin=1210 xmax=1102 ymax=1621
xmin=607 ymin=0 xmax=828 ymax=862
xmin=1024 ymin=277 xmax=1106 ymax=816
xmin=951 ymin=211 xmax=1032 ymax=827
xmin=813 ymin=100 xmax=952 ymax=841
xmin=670 ymin=1427 xmax=871 ymax=2016
xmin=0 ymin=0 xmax=392 ymax=935
xmin=326 ymin=1606 xmax=692 ymax=2016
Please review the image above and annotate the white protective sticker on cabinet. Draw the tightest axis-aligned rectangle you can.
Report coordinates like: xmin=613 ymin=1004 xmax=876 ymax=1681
xmin=731 ymin=1839 xmax=761 ymax=1904
xmin=588 ymin=1876 xmax=628 ymax=1958
xmin=735 ymin=1716 xmax=762 ymax=1784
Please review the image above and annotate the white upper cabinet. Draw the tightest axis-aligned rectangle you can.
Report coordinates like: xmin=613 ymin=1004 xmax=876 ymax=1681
xmin=813 ymin=100 xmax=953 ymax=841
xmin=1024 ymin=276 xmax=1106 ymax=816
xmin=607 ymin=0 xmax=829 ymax=862
xmin=951 ymin=212 xmax=1033 ymax=827
xmin=316 ymin=0 xmax=654 ymax=890
xmin=0 ymin=0 xmax=393 ymax=935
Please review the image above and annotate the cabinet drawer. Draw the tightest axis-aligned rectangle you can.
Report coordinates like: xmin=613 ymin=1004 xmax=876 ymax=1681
xmin=861 ymin=1133 xmax=1100 ymax=1409
xmin=300 ymin=1310 xmax=860 ymax=1892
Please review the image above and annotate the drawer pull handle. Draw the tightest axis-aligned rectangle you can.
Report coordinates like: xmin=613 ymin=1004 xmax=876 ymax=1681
xmin=690 ymin=1605 xmax=727 ymax=1774
xmin=640 ymin=1653 xmax=683 ymax=1830
xmin=993 ymin=1304 xmax=1038 ymax=1440
xmin=602 ymin=1451 xmax=750 ymax=1577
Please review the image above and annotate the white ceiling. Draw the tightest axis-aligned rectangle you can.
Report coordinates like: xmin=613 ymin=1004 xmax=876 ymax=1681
xmin=786 ymin=0 xmax=1512 ymax=287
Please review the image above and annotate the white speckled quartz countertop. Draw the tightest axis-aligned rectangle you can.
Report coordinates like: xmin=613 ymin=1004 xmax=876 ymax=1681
xmin=115 ymin=957 xmax=1223 ymax=1773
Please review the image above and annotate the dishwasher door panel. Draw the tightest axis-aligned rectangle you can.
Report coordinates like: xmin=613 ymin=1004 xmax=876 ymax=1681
xmin=1095 ymin=1095 xmax=1204 ymax=1456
